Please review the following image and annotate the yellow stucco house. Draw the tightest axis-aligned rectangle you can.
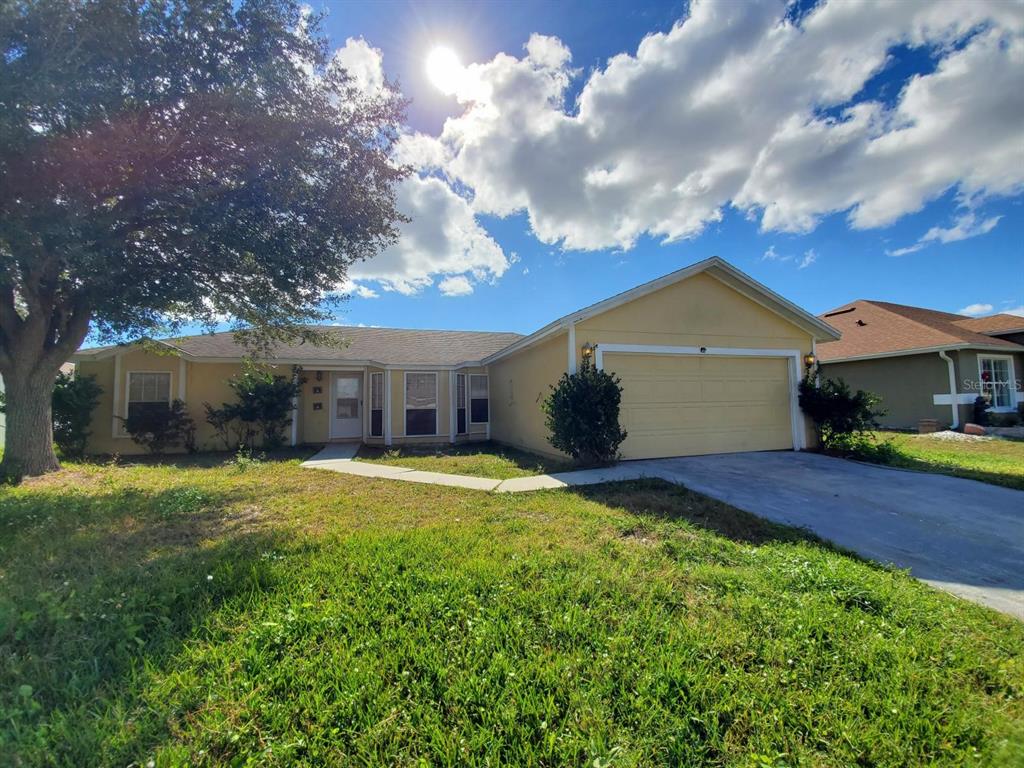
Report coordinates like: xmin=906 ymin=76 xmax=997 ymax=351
xmin=72 ymin=257 xmax=840 ymax=459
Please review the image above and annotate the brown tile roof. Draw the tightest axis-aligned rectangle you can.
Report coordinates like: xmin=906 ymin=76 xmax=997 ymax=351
xmin=952 ymin=313 xmax=1024 ymax=335
xmin=78 ymin=325 xmax=524 ymax=366
xmin=817 ymin=300 xmax=1024 ymax=362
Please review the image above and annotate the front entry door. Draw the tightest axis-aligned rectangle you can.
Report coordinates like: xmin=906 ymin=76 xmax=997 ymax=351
xmin=331 ymin=372 xmax=363 ymax=439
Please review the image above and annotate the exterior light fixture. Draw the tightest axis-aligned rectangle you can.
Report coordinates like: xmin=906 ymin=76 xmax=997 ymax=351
xmin=581 ymin=342 xmax=594 ymax=359
xmin=315 ymin=370 xmax=323 ymax=381
xmin=803 ymin=353 xmax=817 ymax=368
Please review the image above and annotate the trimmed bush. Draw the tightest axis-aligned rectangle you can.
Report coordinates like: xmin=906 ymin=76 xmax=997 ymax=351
xmin=543 ymin=361 xmax=627 ymax=465
xmin=122 ymin=399 xmax=195 ymax=454
xmin=798 ymin=376 xmax=885 ymax=450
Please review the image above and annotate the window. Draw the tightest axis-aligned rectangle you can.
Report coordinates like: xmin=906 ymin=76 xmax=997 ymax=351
xmin=470 ymin=374 xmax=489 ymax=423
xmin=456 ymin=373 xmax=467 ymax=434
xmin=979 ymin=356 xmax=1015 ymax=410
xmin=127 ymin=372 xmax=171 ymax=421
xmin=405 ymin=372 xmax=437 ymax=436
xmin=370 ymin=372 xmax=384 ymax=437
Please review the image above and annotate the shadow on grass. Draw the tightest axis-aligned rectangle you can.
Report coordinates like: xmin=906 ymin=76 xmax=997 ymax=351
xmin=571 ymin=478 xmax=830 ymax=547
xmin=0 ymin=483 xmax=298 ymax=765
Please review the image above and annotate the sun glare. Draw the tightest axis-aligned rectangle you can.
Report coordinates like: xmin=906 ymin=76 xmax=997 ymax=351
xmin=426 ymin=45 xmax=463 ymax=95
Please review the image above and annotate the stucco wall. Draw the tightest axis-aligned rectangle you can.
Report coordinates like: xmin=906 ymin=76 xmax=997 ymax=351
xmin=820 ymin=352 xmax=953 ymax=430
xmin=488 ymin=331 xmax=568 ymax=457
xmin=576 ymin=271 xmax=817 ymax=448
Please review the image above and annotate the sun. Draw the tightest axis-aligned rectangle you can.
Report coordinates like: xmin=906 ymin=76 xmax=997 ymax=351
xmin=426 ymin=45 xmax=463 ymax=95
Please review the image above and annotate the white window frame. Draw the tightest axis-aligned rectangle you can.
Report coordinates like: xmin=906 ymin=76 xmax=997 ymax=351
xmin=978 ymin=354 xmax=1018 ymax=412
xmin=369 ymin=371 xmax=384 ymax=438
xmin=469 ymin=374 xmax=489 ymax=424
xmin=122 ymin=370 xmax=173 ymax=434
xmin=403 ymin=371 xmax=439 ymax=437
xmin=455 ymin=373 xmax=468 ymax=435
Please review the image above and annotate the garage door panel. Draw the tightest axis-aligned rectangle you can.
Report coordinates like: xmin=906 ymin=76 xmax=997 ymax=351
xmin=607 ymin=353 xmax=794 ymax=459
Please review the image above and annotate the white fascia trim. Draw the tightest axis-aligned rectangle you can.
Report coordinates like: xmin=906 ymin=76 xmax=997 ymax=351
xmin=594 ymin=343 xmax=806 ymax=451
xmin=933 ymin=393 xmax=977 ymax=406
xmin=73 ymin=339 xmax=190 ymax=362
xmin=482 ymin=321 xmax=569 ymax=365
xmin=178 ymin=357 xmax=487 ymax=370
xmin=819 ymin=343 xmax=1022 ymax=365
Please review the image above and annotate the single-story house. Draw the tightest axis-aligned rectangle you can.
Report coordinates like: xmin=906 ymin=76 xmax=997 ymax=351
xmin=72 ymin=256 xmax=840 ymax=459
xmin=817 ymin=300 xmax=1024 ymax=430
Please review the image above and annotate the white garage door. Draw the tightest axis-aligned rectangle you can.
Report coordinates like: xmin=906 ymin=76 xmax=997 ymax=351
xmin=605 ymin=353 xmax=795 ymax=459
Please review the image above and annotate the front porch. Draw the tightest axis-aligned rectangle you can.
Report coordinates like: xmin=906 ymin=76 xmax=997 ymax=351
xmin=293 ymin=366 xmax=490 ymax=447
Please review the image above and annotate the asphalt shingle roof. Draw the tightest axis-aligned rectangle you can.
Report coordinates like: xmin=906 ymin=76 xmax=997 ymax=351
xmin=78 ymin=325 xmax=524 ymax=366
xmin=817 ymin=301 xmax=1024 ymax=362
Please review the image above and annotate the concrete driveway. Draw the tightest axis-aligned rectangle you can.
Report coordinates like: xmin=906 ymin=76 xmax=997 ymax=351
xmin=644 ymin=452 xmax=1024 ymax=619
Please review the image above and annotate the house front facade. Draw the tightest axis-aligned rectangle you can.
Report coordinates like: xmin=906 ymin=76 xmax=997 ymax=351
xmin=72 ymin=257 xmax=840 ymax=459
xmin=818 ymin=301 xmax=1024 ymax=430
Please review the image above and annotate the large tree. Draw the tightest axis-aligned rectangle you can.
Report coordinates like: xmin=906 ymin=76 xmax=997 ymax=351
xmin=0 ymin=0 xmax=407 ymax=477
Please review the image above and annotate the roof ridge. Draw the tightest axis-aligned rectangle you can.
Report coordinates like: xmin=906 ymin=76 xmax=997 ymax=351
xmin=856 ymin=300 xmax=965 ymax=342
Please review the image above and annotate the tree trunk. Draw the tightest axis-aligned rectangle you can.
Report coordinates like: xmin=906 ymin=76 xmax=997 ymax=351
xmin=1 ymin=366 xmax=60 ymax=478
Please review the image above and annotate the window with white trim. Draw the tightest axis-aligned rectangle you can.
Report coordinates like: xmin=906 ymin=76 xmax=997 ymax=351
xmin=456 ymin=373 xmax=467 ymax=434
xmin=470 ymin=374 xmax=489 ymax=423
xmin=979 ymin=356 xmax=1014 ymax=410
xmin=405 ymin=372 xmax=437 ymax=436
xmin=127 ymin=372 xmax=171 ymax=421
xmin=370 ymin=372 xmax=384 ymax=437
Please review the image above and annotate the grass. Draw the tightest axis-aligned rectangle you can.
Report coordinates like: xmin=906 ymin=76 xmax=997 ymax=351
xmin=355 ymin=441 xmax=573 ymax=479
xmin=868 ymin=431 xmax=1024 ymax=491
xmin=0 ymin=451 xmax=1022 ymax=767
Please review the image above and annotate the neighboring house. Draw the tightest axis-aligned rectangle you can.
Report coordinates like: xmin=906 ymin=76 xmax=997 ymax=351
xmin=818 ymin=301 xmax=1024 ymax=430
xmin=71 ymin=257 xmax=839 ymax=459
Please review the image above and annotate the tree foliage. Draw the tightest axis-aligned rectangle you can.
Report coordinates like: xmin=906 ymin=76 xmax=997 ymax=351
xmin=543 ymin=361 xmax=627 ymax=465
xmin=798 ymin=376 xmax=885 ymax=450
xmin=0 ymin=0 xmax=407 ymax=476
xmin=51 ymin=371 xmax=103 ymax=457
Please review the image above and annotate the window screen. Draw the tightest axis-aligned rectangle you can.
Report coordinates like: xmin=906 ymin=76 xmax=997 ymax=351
xmin=456 ymin=373 xmax=467 ymax=434
xmin=370 ymin=372 xmax=384 ymax=437
xmin=470 ymin=374 xmax=489 ymax=423
xmin=405 ymin=373 xmax=437 ymax=436
xmin=127 ymin=372 xmax=171 ymax=422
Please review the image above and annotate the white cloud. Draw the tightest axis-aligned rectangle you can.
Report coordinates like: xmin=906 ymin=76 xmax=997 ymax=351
xmin=348 ymin=175 xmax=509 ymax=295
xmin=798 ymin=249 xmax=817 ymax=269
xmin=888 ymin=209 xmax=1003 ymax=256
xmin=1004 ymin=305 xmax=1024 ymax=318
xmin=958 ymin=303 xmax=994 ymax=316
xmin=332 ymin=37 xmax=386 ymax=94
xmin=438 ymin=275 xmax=474 ymax=296
xmin=338 ymin=280 xmax=379 ymax=299
xmin=425 ymin=0 xmax=1023 ymax=251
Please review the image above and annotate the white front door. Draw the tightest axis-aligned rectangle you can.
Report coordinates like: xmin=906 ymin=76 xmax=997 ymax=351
xmin=331 ymin=372 xmax=363 ymax=439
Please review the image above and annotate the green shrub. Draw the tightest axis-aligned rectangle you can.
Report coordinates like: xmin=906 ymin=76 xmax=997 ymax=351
xmin=543 ymin=361 xmax=627 ymax=465
xmin=798 ymin=376 xmax=885 ymax=450
xmin=122 ymin=399 xmax=195 ymax=454
xmin=226 ymin=369 xmax=303 ymax=449
xmin=987 ymin=411 xmax=1021 ymax=428
xmin=0 ymin=371 xmax=102 ymax=457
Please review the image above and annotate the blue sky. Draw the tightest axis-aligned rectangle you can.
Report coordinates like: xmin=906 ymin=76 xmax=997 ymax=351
xmin=310 ymin=0 xmax=1022 ymax=335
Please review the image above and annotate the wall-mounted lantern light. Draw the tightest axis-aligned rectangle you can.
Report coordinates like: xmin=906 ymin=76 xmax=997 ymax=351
xmin=803 ymin=353 xmax=817 ymax=368
xmin=581 ymin=342 xmax=594 ymax=360
xmin=315 ymin=370 xmax=323 ymax=381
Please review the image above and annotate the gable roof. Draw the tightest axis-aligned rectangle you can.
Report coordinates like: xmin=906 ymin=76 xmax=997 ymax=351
xmin=817 ymin=300 xmax=1024 ymax=363
xmin=483 ymin=256 xmax=840 ymax=365
xmin=73 ymin=325 xmax=524 ymax=367
xmin=952 ymin=313 xmax=1024 ymax=335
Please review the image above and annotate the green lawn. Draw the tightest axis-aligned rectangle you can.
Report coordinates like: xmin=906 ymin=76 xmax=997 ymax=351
xmin=871 ymin=431 xmax=1024 ymax=491
xmin=1 ymin=453 xmax=1022 ymax=766
xmin=355 ymin=441 xmax=573 ymax=479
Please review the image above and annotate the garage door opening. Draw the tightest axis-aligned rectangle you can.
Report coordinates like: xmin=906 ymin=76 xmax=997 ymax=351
xmin=600 ymin=348 xmax=801 ymax=459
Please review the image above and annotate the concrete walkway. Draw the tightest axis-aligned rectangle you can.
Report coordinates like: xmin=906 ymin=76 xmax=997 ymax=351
xmin=302 ymin=446 xmax=1023 ymax=618
xmin=301 ymin=444 xmax=666 ymax=492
